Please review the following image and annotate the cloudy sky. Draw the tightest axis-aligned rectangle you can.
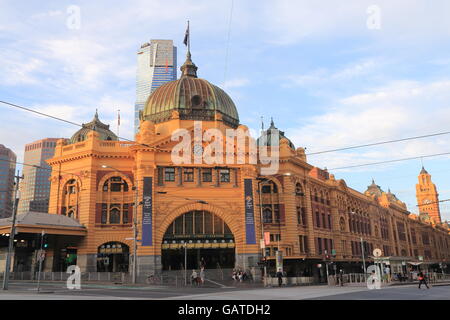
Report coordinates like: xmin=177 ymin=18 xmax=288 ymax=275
xmin=1 ymin=0 xmax=450 ymax=220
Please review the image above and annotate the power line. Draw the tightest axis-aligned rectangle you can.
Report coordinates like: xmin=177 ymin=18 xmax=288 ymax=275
xmin=417 ymin=199 xmax=450 ymax=207
xmin=306 ymin=130 xmax=450 ymax=156
xmin=0 ymin=100 xmax=153 ymax=149
xmin=2 ymin=100 xmax=450 ymax=167
xmin=223 ymin=0 xmax=234 ymax=86
xmin=0 ymin=158 xmax=84 ymax=177
xmin=0 ymin=100 xmax=82 ymax=127
xmin=328 ymin=152 xmax=450 ymax=171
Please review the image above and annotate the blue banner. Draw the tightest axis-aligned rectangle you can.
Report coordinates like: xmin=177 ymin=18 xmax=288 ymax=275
xmin=244 ymin=179 xmax=256 ymax=244
xmin=142 ymin=177 xmax=153 ymax=246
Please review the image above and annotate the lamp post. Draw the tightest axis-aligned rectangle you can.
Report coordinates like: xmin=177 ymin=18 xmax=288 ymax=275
xmin=256 ymin=177 xmax=268 ymax=286
xmin=2 ymin=171 xmax=23 ymax=290
xmin=350 ymin=211 xmax=366 ymax=275
xmin=101 ymin=165 xmax=138 ymax=284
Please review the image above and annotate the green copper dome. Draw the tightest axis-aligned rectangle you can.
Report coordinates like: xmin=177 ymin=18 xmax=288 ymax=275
xmin=142 ymin=52 xmax=239 ymax=128
xmin=70 ymin=111 xmax=118 ymax=144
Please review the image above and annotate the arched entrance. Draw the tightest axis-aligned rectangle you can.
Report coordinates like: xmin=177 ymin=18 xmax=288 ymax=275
xmin=162 ymin=210 xmax=235 ymax=270
xmin=97 ymin=242 xmax=129 ymax=272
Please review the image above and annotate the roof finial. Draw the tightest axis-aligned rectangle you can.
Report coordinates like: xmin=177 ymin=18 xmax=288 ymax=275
xmin=181 ymin=20 xmax=198 ymax=77
xmin=261 ymin=116 xmax=264 ymax=131
xmin=270 ymin=117 xmax=274 ymax=127
xmin=94 ymin=109 xmax=99 ymax=119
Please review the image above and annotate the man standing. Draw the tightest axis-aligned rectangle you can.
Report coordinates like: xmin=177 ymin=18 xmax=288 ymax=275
xmin=418 ymin=271 xmax=429 ymax=289
xmin=276 ymin=268 xmax=283 ymax=287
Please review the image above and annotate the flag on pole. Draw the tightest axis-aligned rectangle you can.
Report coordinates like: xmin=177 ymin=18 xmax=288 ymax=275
xmin=118 ymin=109 xmax=120 ymax=126
xmin=183 ymin=21 xmax=189 ymax=46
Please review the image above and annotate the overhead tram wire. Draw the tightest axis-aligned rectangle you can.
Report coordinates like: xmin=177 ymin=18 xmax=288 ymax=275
xmin=0 ymin=100 xmax=156 ymax=150
xmin=328 ymin=151 xmax=450 ymax=171
xmin=306 ymin=130 xmax=450 ymax=156
xmin=2 ymin=99 xmax=450 ymax=158
xmin=223 ymin=0 xmax=234 ymax=86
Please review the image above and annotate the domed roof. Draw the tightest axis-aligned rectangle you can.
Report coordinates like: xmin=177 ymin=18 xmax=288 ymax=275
xmin=257 ymin=118 xmax=295 ymax=150
xmin=365 ymin=179 xmax=384 ymax=197
xmin=142 ymin=52 xmax=239 ymax=128
xmin=70 ymin=111 xmax=118 ymax=144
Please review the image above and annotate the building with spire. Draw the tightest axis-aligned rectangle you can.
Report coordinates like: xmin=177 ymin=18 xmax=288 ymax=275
xmin=134 ymin=40 xmax=177 ymax=135
xmin=1 ymin=34 xmax=448 ymax=280
xmin=416 ymin=166 xmax=442 ymax=224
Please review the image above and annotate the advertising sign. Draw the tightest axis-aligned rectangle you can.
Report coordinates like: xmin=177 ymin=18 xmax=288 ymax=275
xmin=244 ymin=179 xmax=256 ymax=244
xmin=142 ymin=177 xmax=153 ymax=246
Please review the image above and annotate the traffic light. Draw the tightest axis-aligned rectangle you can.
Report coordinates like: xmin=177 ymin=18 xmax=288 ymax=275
xmin=42 ymin=234 xmax=49 ymax=249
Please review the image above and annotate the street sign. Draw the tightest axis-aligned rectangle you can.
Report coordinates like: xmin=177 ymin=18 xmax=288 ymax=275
xmin=38 ymin=250 xmax=46 ymax=261
xmin=260 ymin=239 xmax=265 ymax=249
xmin=373 ymin=248 xmax=382 ymax=257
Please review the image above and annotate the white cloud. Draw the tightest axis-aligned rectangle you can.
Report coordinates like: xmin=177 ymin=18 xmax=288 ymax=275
xmin=223 ymin=78 xmax=250 ymax=89
xmin=283 ymin=59 xmax=381 ymax=88
xmin=287 ymin=79 xmax=450 ymax=171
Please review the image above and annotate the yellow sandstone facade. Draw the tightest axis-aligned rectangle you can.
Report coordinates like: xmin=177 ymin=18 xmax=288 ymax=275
xmin=44 ymin=52 xmax=450 ymax=279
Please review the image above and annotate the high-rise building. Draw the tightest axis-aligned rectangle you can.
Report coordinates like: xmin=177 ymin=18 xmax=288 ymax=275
xmin=0 ymin=144 xmax=16 ymax=218
xmin=416 ymin=166 xmax=442 ymax=224
xmin=134 ymin=39 xmax=177 ymax=134
xmin=17 ymin=138 xmax=59 ymax=215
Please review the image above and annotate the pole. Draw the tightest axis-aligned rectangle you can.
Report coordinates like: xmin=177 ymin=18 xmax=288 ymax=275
xmin=132 ymin=186 xmax=138 ymax=284
xmin=2 ymin=171 xmax=23 ymax=290
xmin=360 ymin=237 xmax=366 ymax=276
xmin=257 ymin=180 xmax=267 ymax=286
xmin=36 ymin=231 xmax=45 ymax=292
xmin=184 ymin=243 xmax=187 ymax=286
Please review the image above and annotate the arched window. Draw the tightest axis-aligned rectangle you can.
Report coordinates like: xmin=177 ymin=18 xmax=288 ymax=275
xmin=65 ymin=179 xmax=79 ymax=194
xmin=263 ymin=208 xmax=273 ymax=224
xmin=339 ymin=217 xmax=346 ymax=232
xmin=109 ymin=207 xmax=121 ymax=224
xmin=103 ymin=176 xmax=129 ymax=192
xmin=295 ymin=183 xmax=304 ymax=196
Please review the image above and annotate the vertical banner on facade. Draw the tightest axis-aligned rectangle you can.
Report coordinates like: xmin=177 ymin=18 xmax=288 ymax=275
xmin=142 ymin=177 xmax=153 ymax=246
xmin=244 ymin=179 xmax=256 ymax=244
xmin=264 ymin=232 xmax=271 ymax=245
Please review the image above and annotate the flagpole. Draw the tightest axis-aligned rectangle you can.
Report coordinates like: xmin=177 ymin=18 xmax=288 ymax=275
xmin=117 ymin=109 xmax=120 ymax=138
xmin=187 ymin=20 xmax=190 ymax=54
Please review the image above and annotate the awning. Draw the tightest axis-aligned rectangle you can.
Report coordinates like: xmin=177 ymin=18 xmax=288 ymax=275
xmin=0 ymin=211 xmax=87 ymax=236
xmin=408 ymin=262 xmax=422 ymax=266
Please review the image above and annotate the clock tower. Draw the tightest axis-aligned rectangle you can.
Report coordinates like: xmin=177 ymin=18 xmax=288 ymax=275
xmin=416 ymin=166 xmax=441 ymax=223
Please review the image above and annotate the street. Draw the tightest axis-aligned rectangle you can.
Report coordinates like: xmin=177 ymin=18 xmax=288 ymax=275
xmin=0 ymin=281 xmax=448 ymax=300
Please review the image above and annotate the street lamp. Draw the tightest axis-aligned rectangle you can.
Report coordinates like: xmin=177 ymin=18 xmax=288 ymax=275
xmin=101 ymin=164 xmax=138 ymax=284
xmin=2 ymin=171 xmax=23 ymax=290
xmin=350 ymin=211 xmax=366 ymax=275
xmin=256 ymin=177 xmax=269 ymax=286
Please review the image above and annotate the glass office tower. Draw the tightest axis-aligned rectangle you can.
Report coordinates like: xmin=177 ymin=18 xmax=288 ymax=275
xmin=134 ymin=40 xmax=177 ymax=134
xmin=0 ymin=144 xmax=16 ymax=218
xmin=17 ymin=138 xmax=58 ymax=215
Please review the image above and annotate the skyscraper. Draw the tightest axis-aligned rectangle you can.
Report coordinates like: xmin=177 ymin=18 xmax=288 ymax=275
xmin=0 ymin=144 xmax=16 ymax=218
xmin=17 ymin=138 xmax=59 ymax=215
xmin=134 ymin=39 xmax=177 ymax=134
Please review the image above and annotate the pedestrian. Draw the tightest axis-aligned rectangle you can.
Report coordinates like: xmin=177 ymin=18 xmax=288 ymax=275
xmin=276 ymin=268 xmax=283 ymax=287
xmin=418 ymin=272 xmax=429 ymax=289
xmin=191 ymin=269 xmax=198 ymax=286
xmin=339 ymin=269 xmax=344 ymax=286
xmin=200 ymin=267 xmax=205 ymax=285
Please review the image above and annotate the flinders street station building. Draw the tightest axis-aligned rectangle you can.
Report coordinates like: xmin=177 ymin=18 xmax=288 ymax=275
xmin=1 ymin=51 xmax=449 ymax=282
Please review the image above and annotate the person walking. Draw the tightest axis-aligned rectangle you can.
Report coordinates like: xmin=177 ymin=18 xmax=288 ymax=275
xmin=200 ymin=267 xmax=205 ymax=286
xmin=418 ymin=271 xmax=429 ymax=289
xmin=191 ymin=269 xmax=198 ymax=286
xmin=276 ymin=268 xmax=283 ymax=287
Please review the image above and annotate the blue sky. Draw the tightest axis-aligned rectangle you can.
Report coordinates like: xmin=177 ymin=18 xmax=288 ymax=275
xmin=1 ymin=0 xmax=450 ymax=220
